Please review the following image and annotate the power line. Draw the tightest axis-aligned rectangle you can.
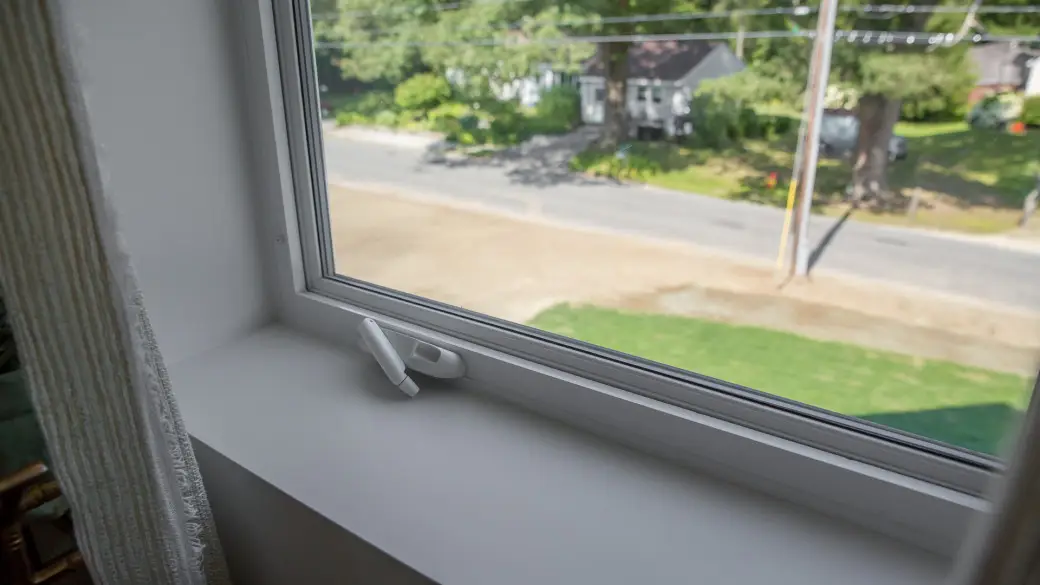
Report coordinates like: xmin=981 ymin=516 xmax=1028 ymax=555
xmin=323 ymin=6 xmax=819 ymax=42
xmin=315 ymin=29 xmax=807 ymax=50
xmin=312 ymin=0 xmax=536 ymax=21
xmin=312 ymin=3 xmax=1040 ymax=22
xmin=842 ymin=4 xmax=1040 ymax=14
xmin=315 ymin=29 xmax=1036 ymax=50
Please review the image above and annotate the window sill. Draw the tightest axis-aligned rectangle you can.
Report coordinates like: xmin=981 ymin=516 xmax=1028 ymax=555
xmin=171 ymin=325 xmax=948 ymax=585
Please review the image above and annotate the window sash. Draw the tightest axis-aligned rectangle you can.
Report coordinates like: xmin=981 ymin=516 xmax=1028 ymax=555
xmin=271 ymin=0 xmax=999 ymax=511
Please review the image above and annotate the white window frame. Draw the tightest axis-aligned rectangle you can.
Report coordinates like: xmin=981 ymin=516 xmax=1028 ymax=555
xmin=252 ymin=0 xmax=1001 ymax=557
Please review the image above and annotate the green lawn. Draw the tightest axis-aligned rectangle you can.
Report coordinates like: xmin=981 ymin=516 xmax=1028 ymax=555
xmin=529 ymin=304 xmax=1032 ymax=455
xmin=570 ymin=122 xmax=1040 ymax=234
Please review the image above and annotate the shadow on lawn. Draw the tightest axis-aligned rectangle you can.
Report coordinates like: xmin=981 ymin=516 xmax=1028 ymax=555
xmin=860 ymin=402 xmax=1023 ymax=456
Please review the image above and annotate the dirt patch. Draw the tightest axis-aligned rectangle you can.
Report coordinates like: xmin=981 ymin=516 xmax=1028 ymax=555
xmin=618 ymin=284 xmax=1038 ymax=374
xmin=329 ymin=185 xmax=1040 ymax=374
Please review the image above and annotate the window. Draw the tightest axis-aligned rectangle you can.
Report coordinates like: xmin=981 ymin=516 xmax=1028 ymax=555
xmin=594 ymin=87 xmax=605 ymax=102
xmin=651 ymin=86 xmax=663 ymax=103
xmin=269 ymin=0 xmax=1037 ymax=552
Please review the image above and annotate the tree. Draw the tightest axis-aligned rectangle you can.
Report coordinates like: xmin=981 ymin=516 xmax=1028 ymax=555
xmin=828 ymin=1 xmax=982 ymax=201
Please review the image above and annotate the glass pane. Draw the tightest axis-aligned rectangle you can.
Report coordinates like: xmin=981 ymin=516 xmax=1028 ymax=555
xmin=309 ymin=0 xmax=1039 ymax=457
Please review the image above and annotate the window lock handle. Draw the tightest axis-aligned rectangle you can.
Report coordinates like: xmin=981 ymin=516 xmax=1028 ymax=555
xmin=358 ymin=318 xmax=466 ymax=397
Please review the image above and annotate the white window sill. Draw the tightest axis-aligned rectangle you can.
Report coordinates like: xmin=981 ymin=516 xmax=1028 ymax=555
xmin=171 ymin=325 xmax=948 ymax=585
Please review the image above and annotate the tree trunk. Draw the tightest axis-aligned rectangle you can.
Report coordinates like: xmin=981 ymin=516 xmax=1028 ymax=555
xmin=599 ymin=42 xmax=630 ymax=148
xmin=851 ymin=93 xmax=901 ymax=202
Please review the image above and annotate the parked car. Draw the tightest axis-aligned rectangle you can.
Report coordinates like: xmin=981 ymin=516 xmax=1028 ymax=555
xmin=819 ymin=111 xmax=908 ymax=162
xmin=967 ymin=92 xmax=1023 ymax=130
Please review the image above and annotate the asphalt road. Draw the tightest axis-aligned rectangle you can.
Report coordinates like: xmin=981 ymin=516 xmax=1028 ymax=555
xmin=323 ymin=133 xmax=1040 ymax=311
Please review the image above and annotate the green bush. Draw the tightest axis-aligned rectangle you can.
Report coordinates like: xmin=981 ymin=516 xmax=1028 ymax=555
xmin=687 ymin=92 xmax=745 ymax=148
xmin=394 ymin=74 xmax=452 ymax=112
xmin=373 ymin=109 xmax=399 ymax=127
xmin=335 ymin=111 xmax=370 ymax=127
xmin=351 ymin=91 xmax=396 ymax=116
xmin=1021 ymin=96 xmax=1040 ymax=127
xmin=428 ymin=102 xmax=471 ymax=122
xmin=569 ymin=147 xmax=663 ymax=181
xmin=533 ymin=85 xmax=580 ymax=134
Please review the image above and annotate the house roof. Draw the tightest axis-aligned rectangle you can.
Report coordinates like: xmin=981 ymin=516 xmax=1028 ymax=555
xmin=970 ymin=42 xmax=1038 ymax=87
xmin=582 ymin=40 xmax=719 ymax=81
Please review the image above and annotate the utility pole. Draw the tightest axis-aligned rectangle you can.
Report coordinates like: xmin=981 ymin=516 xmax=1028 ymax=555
xmin=790 ymin=0 xmax=838 ymax=277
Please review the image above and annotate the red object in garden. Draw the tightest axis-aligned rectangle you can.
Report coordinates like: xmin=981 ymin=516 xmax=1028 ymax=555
xmin=766 ymin=172 xmax=778 ymax=189
xmin=1010 ymin=121 xmax=1026 ymax=135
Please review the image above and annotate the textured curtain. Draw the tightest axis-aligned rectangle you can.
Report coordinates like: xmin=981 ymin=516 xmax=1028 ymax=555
xmin=951 ymin=376 xmax=1040 ymax=585
xmin=0 ymin=2 xmax=231 ymax=584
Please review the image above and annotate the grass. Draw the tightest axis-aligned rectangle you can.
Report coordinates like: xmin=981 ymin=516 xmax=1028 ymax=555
xmin=529 ymin=304 xmax=1032 ymax=455
xmin=570 ymin=121 xmax=1040 ymax=234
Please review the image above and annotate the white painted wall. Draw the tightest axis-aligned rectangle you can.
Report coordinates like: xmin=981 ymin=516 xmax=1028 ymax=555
xmin=57 ymin=0 xmax=271 ymax=365
xmin=1026 ymin=59 xmax=1040 ymax=96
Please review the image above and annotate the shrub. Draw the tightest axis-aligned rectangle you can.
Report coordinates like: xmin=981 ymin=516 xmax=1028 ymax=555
xmin=373 ymin=109 xmax=399 ymax=127
xmin=687 ymin=91 xmax=745 ymax=148
xmin=428 ymin=102 xmax=471 ymax=122
xmin=569 ymin=147 xmax=663 ymax=180
xmin=335 ymin=111 xmax=369 ymax=127
xmin=394 ymin=74 xmax=452 ymax=112
xmin=1021 ymin=96 xmax=1040 ymax=127
xmin=533 ymin=85 xmax=580 ymax=134
xmin=350 ymin=91 xmax=395 ymax=116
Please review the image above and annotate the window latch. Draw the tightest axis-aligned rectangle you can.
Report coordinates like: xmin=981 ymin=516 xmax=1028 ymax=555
xmin=358 ymin=318 xmax=466 ymax=397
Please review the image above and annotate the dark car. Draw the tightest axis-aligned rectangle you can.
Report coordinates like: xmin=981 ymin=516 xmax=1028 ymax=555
xmin=820 ymin=112 xmax=908 ymax=162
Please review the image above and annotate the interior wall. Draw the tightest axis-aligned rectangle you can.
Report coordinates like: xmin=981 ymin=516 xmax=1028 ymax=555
xmin=55 ymin=0 xmax=271 ymax=365
xmin=194 ymin=439 xmax=434 ymax=585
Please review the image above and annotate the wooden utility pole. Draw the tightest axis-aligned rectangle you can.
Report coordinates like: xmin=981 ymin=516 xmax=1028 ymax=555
xmin=789 ymin=0 xmax=838 ymax=277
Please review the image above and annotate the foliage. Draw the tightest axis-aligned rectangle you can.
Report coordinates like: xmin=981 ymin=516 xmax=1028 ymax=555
xmin=855 ymin=53 xmax=976 ymax=122
xmin=686 ymin=86 xmax=796 ymax=149
xmin=335 ymin=111 xmax=370 ymax=126
xmin=697 ymin=68 xmax=800 ymax=107
xmin=533 ymin=85 xmax=581 ymax=133
xmin=529 ymin=303 xmax=1030 ymax=455
xmin=1021 ymin=96 xmax=1040 ymax=127
xmin=393 ymin=73 xmax=452 ymax=112
xmin=569 ymin=146 xmax=664 ymax=181
xmin=373 ymin=109 xmax=400 ymax=127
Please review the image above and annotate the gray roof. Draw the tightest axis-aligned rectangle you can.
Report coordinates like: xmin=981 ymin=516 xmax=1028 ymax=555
xmin=582 ymin=40 xmax=718 ymax=80
xmin=970 ymin=42 xmax=1037 ymax=87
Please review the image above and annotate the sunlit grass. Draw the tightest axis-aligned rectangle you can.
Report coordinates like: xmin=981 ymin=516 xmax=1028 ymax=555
xmin=530 ymin=304 xmax=1031 ymax=454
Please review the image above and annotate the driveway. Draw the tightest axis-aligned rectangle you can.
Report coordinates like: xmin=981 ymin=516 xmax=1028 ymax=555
xmin=322 ymin=131 xmax=1040 ymax=311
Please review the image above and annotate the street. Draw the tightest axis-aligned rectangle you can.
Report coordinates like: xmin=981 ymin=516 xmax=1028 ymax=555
xmin=323 ymin=132 xmax=1040 ymax=311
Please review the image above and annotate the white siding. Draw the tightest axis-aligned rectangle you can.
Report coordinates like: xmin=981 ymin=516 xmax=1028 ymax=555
xmin=1026 ymin=59 xmax=1040 ymax=96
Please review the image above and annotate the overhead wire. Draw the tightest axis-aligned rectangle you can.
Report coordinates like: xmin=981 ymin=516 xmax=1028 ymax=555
xmin=313 ymin=3 xmax=1038 ymax=47
xmin=311 ymin=2 xmax=1040 ymax=23
xmin=315 ymin=29 xmax=1036 ymax=50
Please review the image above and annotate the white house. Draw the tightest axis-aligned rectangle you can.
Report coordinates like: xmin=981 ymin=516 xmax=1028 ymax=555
xmin=579 ymin=40 xmax=745 ymax=136
xmin=969 ymin=42 xmax=1040 ymax=99
xmin=1026 ymin=57 xmax=1040 ymax=96
xmin=493 ymin=64 xmax=579 ymax=107
xmin=445 ymin=63 xmax=578 ymax=108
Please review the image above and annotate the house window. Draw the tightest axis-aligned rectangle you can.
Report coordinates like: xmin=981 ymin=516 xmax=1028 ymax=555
xmin=270 ymin=0 xmax=1034 ymax=550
